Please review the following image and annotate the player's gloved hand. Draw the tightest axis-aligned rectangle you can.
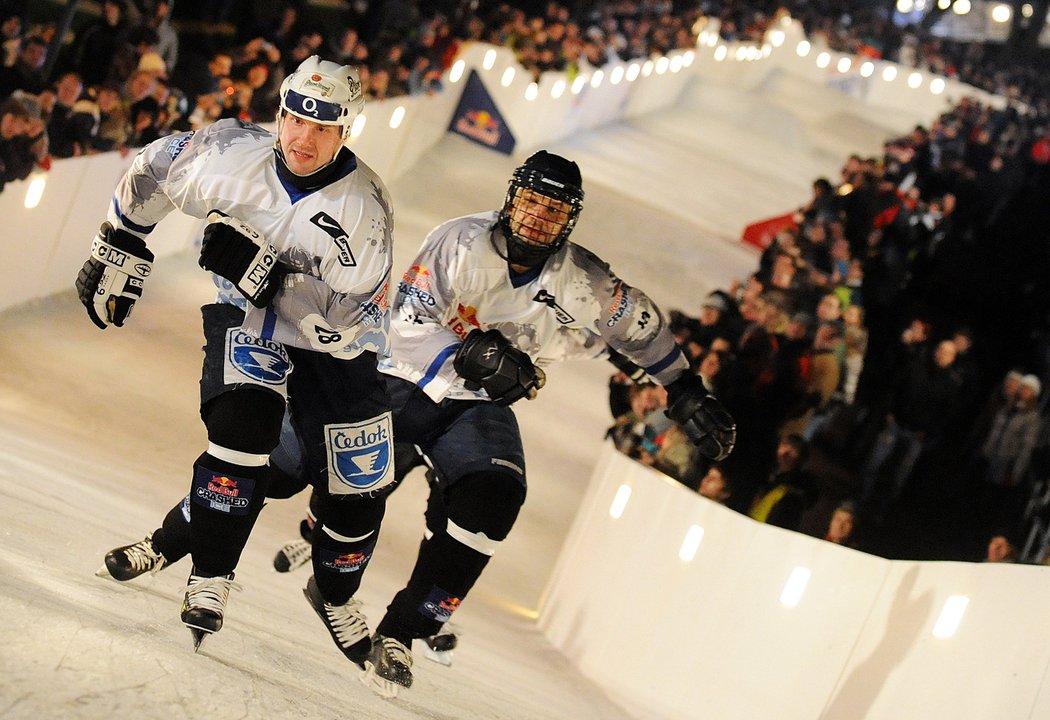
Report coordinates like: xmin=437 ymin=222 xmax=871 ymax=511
xmin=200 ymin=211 xmax=285 ymax=307
xmin=665 ymin=373 xmax=736 ymax=461
xmin=607 ymin=348 xmax=647 ymax=382
xmin=453 ymin=328 xmax=546 ymax=406
xmin=75 ymin=222 xmax=154 ymax=329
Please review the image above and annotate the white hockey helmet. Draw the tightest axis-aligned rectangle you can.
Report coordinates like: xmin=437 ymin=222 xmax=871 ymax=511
xmin=278 ymin=55 xmax=364 ymax=142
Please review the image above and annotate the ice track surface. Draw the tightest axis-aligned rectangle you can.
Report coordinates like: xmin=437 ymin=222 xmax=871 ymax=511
xmin=0 ymin=74 xmax=911 ymax=719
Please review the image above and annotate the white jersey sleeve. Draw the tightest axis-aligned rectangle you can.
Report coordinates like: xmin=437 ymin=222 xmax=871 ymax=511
xmin=380 ymin=211 xmax=687 ymax=401
xmin=103 ymin=119 xmax=393 ymax=358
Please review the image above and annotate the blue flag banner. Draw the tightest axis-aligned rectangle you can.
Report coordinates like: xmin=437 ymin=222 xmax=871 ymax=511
xmin=448 ymin=69 xmax=516 ymax=154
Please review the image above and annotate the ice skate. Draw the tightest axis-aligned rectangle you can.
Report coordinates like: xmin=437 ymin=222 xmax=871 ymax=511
xmin=421 ymin=626 xmax=458 ymax=666
xmin=303 ymin=575 xmax=372 ymax=665
xmin=361 ymin=634 xmax=413 ymax=698
xmin=180 ymin=567 xmax=240 ymax=652
xmin=96 ymin=533 xmax=168 ymax=581
xmin=273 ymin=537 xmax=311 ymax=573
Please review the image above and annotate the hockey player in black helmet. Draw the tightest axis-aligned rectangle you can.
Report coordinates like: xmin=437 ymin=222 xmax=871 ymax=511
xmin=266 ymin=149 xmax=736 ymax=696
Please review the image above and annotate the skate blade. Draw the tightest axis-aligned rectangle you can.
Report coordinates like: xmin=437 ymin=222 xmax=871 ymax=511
xmin=189 ymin=627 xmax=212 ymax=653
xmin=421 ymin=646 xmax=453 ymax=666
xmin=94 ymin=564 xmax=112 ymax=579
xmin=360 ymin=664 xmax=402 ymax=699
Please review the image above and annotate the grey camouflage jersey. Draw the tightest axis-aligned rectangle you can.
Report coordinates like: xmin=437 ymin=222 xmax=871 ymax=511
xmin=379 ymin=211 xmax=688 ymax=401
xmin=107 ymin=119 xmax=392 ymax=358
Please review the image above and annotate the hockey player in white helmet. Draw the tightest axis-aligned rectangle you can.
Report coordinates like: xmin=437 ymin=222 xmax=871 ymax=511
xmin=267 ymin=150 xmax=737 ymax=696
xmin=79 ymin=55 xmax=400 ymax=661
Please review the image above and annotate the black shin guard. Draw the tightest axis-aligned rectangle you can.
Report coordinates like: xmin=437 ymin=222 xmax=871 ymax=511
xmin=152 ymin=496 xmax=192 ymax=563
xmin=310 ymin=526 xmax=378 ymax=605
xmin=188 ymin=453 xmax=270 ymax=576
xmin=376 ymin=472 xmax=525 ymax=642
xmin=310 ymin=492 xmax=387 ymax=605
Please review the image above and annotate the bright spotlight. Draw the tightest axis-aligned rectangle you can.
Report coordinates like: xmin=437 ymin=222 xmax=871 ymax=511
xmin=908 ymin=71 xmax=923 ymax=88
xmin=837 ymin=57 xmax=852 ymax=73
xmin=882 ymin=65 xmax=898 ymax=81
xmin=796 ymin=40 xmax=811 ymax=57
xmin=816 ymin=51 xmax=831 ymax=68
xmin=991 ymin=3 xmax=1012 ymax=22
xmin=24 ymin=174 xmax=46 ymax=209
xmin=860 ymin=61 xmax=875 ymax=77
xmin=953 ymin=0 xmax=971 ymax=13
xmin=350 ymin=113 xmax=366 ymax=138
xmin=449 ymin=60 xmax=465 ymax=83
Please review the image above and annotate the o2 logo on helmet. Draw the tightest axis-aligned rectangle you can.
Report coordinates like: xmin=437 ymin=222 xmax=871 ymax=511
xmin=300 ymin=96 xmax=319 ymax=117
xmin=325 ymin=413 xmax=393 ymax=493
xmin=226 ymin=329 xmax=292 ymax=384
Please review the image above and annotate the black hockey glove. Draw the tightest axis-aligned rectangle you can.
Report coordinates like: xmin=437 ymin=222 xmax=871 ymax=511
xmin=200 ymin=211 xmax=286 ymax=307
xmin=453 ymin=328 xmax=547 ymax=406
xmin=665 ymin=373 xmax=736 ymax=461
xmin=75 ymin=222 xmax=155 ymax=330
xmin=607 ymin=348 xmax=647 ymax=382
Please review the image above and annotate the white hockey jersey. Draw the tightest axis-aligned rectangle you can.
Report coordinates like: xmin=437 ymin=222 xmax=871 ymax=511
xmin=379 ymin=211 xmax=689 ymax=401
xmin=107 ymin=119 xmax=393 ymax=358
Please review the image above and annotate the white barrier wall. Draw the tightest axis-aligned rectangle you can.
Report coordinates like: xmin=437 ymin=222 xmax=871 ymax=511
xmin=1 ymin=19 xmax=995 ymax=313
xmin=538 ymin=445 xmax=1050 ymax=720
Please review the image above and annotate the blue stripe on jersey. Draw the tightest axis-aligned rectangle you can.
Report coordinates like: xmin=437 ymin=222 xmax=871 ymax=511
xmin=111 ymin=197 xmax=156 ymax=234
xmin=646 ymin=347 xmax=683 ymax=376
xmin=261 ymin=307 xmax=278 ymax=338
xmin=419 ymin=343 xmax=460 ymax=390
xmin=276 ymin=151 xmax=358 ymax=204
xmin=509 ymin=264 xmax=542 ymax=288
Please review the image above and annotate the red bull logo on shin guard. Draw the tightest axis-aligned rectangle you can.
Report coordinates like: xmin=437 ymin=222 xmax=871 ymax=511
xmin=420 ymin=586 xmax=462 ymax=623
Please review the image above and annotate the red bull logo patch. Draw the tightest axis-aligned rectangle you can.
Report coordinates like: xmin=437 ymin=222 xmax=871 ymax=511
xmin=449 ymin=304 xmax=480 ymax=340
xmin=447 ymin=70 xmax=515 ymax=154
xmin=319 ymin=546 xmax=374 ymax=573
xmin=420 ymin=586 xmax=462 ymax=623
xmin=191 ymin=466 xmax=253 ymax=515
xmin=207 ymin=475 xmax=239 ymax=496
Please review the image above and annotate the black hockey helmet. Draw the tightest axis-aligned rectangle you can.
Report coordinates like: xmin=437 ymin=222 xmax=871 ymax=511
xmin=498 ymin=150 xmax=585 ymax=266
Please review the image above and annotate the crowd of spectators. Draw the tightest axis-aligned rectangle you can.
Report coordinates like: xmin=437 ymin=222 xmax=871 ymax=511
xmin=4 ymin=0 xmax=1050 ymax=562
xmin=609 ymin=85 xmax=1050 ymax=562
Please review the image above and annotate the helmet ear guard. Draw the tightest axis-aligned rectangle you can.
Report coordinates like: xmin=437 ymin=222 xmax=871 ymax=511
xmin=498 ymin=151 xmax=585 ymax=266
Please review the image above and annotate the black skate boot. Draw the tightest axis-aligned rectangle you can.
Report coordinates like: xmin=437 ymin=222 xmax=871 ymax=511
xmin=422 ymin=626 xmax=458 ymax=666
xmin=361 ymin=634 xmax=414 ymax=698
xmin=273 ymin=538 xmax=312 ymax=573
xmin=180 ymin=567 xmax=240 ymax=651
xmin=98 ymin=533 xmax=169 ymax=581
xmin=303 ymin=575 xmax=372 ymax=665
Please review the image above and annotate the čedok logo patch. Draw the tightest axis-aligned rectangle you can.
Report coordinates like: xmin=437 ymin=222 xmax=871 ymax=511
xmin=325 ymin=412 xmax=393 ymax=493
xmin=226 ymin=328 xmax=292 ymax=385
